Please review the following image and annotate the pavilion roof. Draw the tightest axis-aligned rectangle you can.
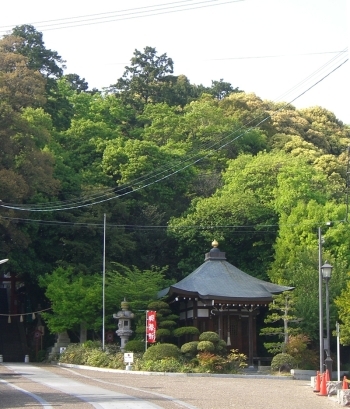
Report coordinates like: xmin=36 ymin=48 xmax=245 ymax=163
xmin=160 ymin=241 xmax=293 ymax=303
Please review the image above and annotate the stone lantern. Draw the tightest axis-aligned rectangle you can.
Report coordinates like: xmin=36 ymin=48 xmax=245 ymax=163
xmin=113 ymin=298 xmax=134 ymax=351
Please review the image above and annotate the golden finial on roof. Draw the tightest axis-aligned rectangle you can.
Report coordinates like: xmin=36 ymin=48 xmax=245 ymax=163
xmin=212 ymin=240 xmax=219 ymax=248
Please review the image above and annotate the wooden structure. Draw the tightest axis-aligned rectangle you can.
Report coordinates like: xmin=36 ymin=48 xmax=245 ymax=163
xmin=159 ymin=241 xmax=293 ymax=367
xmin=0 ymin=274 xmax=19 ymax=315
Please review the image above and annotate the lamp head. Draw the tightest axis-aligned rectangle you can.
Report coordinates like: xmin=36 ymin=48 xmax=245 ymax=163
xmin=321 ymin=261 xmax=333 ymax=279
xmin=0 ymin=259 xmax=8 ymax=265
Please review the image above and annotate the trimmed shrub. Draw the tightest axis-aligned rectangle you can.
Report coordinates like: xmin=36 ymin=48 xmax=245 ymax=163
xmin=173 ymin=326 xmax=200 ymax=338
xmin=271 ymin=353 xmax=295 ymax=372
xmin=199 ymin=331 xmax=220 ymax=344
xmin=197 ymin=340 xmax=215 ymax=352
xmin=167 ymin=314 xmax=180 ymax=322
xmin=143 ymin=343 xmax=181 ymax=361
xmin=124 ymin=340 xmax=145 ymax=353
xmin=217 ymin=339 xmax=227 ymax=354
xmin=158 ymin=320 xmax=177 ymax=328
xmin=156 ymin=328 xmax=171 ymax=338
xmin=158 ymin=309 xmax=172 ymax=316
xmin=180 ymin=341 xmax=199 ymax=356
xmin=147 ymin=301 xmax=169 ymax=310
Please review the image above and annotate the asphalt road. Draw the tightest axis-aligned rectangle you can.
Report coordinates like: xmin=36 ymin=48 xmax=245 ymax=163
xmin=0 ymin=363 xmax=341 ymax=409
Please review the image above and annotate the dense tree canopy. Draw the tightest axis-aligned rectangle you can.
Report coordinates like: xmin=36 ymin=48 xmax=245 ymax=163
xmin=1 ymin=26 xmax=350 ymax=357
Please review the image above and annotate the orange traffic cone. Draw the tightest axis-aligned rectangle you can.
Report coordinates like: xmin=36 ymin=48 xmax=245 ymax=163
xmin=314 ymin=371 xmax=321 ymax=392
xmin=325 ymin=369 xmax=330 ymax=382
xmin=343 ymin=376 xmax=348 ymax=390
xmin=319 ymin=373 xmax=328 ymax=396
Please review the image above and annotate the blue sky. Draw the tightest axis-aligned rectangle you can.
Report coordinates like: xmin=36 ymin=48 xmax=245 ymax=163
xmin=1 ymin=0 xmax=349 ymax=123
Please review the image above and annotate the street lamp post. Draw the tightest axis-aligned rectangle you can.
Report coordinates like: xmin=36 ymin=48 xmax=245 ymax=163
xmin=322 ymin=261 xmax=333 ymax=379
xmin=318 ymin=227 xmax=324 ymax=373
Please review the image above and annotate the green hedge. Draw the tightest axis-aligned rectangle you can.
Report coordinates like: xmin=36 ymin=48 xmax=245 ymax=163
xmin=143 ymin=343 xmax=181 ymax=361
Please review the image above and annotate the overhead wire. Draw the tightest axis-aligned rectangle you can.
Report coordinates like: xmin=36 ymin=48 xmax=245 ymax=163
xmin=273 ymin=47 xmax=348 ymax=103
xmin=0 ymin=0 xmax=205 ymax=28
xmin=0 ymin=214 xmax=278 ymax=231
xmin=0 ymin=0 xmax=243 ymax=34
xmin=1 ymin=214 xmax=346 ymax=235
xmin=0 ymin=49 xmax=348 ymax=213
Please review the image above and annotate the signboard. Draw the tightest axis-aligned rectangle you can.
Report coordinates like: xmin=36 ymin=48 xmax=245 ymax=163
xmin=146 ymin=310 xmax=157 ymax=343
xmin=124 ymin=353 xmax=134 ymax=363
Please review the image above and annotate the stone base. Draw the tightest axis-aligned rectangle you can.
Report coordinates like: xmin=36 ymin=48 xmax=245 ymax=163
xmin=327 ymin=381 xmax=342 ymax=396
xmin=291 ymin=369 xmax=316 ymax=380
xmin=48 ymin=331 xmax=71 ymax=360
xmin=258 ymin=365 xmax=271 ymax=373
xmin=337 ymin=390 xmax=350 ymax=406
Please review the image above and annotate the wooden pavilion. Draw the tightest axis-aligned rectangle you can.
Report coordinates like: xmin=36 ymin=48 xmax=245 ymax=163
xmin=159 ymin=240 xmax=293 ymax=367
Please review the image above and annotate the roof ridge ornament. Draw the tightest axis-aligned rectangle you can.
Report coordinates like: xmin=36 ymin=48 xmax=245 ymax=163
xmin=205 ymin=240 xmax=226 ymax=261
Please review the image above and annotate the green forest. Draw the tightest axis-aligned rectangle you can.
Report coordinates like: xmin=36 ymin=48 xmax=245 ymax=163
xmin=1 ymin=25 xmax=350 ymax=354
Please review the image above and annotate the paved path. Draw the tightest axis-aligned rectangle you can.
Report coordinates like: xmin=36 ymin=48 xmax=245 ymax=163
xmin=0 ymin=363 xmax=341 ymax=409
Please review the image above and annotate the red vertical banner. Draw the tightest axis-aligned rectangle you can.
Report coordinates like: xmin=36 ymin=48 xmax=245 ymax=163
xmin=146 ymin=310 xmax=157 ymax=343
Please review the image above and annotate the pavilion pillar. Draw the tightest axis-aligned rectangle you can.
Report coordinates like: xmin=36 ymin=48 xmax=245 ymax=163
xmin=193 ymin=299 xmax=198 ymax=328
xmin=248 ymin=311 xmax=254 ymax=367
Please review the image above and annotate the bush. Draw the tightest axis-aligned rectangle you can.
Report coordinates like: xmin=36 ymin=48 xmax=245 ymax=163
xmin=105 ymin=343 xmax=120 ymax=355
xmin=226 ymin=349 xmax=248 ymax=373
xmin=158 ymin=320 xmax=177 ymax=328
xmin=82 ymin=340 xmax=101 ymax=349
xmin=199 ymin=331 xmax=220 ymax=344
xmin=140 ymin=357 xmax=184 ymax=372
xmin=167 ymin=314 xmax=180 ymax=322
xmin=156 ymin=328 xmax=171 ymax=338
xmin=124 ymin=340 xmax=145 ymax=353
xmin=285 ymin=334 xmax=318 ymax=369
xmin=60 ymin=344 xmax=86 ymax=365
xmin=195 ymin=352 xmax=227 ymax=373
xmin=173 ymin=326 xmax=200 ymax=338
xmin=197 ymin=340 xmax=215 ymax=352
xmin=107 ymin=352 xmax=125 ymax=369
xmin=217 ymin=339 xmax=227 ymax=354
xmin=85 ymin=349 xmax=110 ymax=367
xmin=147 ymin=301 xmax=169 ymax=310
xmin=180 ymin=341 xmax=199 ymax=356
xmin=143 ymin=343 xmax=181 ymax=361
xmin=271 ymin=353 xmax=295 ymax=372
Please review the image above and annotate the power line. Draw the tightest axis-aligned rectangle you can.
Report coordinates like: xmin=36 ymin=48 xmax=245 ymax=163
xmin=0 ymin=0 xmax=200 ymax=27
xmin=0 ymin=50 xmax=347 ymax=212
xmin=203 ymin=50 xmax=347 ymax=62
xmin=0 ymin=0 xmax=243 ymax=34
xmin=103 ymin=50 xmax=347 ymax=68
xmin=0 ymin=214 xmax=278 ymax=231
xmin=0 ymin=214 xmax=345 ymax=234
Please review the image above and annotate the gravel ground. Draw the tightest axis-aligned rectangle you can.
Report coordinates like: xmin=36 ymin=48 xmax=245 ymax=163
xmin=53 ymin=365 xmax=343 ymax=409
xmin=0 ymin=363 xmax=342 ymax=409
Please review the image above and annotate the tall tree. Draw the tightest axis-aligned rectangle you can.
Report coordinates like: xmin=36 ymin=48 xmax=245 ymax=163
xmin=111 ymin=46 xmax=174 ymax=111
xmin=5 ymin=25 xmax=74 ymax=130
xmin=63 ymin=73 xmax=89 ymax=93
xmin=8 ymin=25 xmax=65 ymax=78
xmin=208 ymin=79 xmax=241 ymax=100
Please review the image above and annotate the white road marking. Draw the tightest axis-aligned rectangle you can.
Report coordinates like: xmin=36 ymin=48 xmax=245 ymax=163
xmin=0 ymin=377 xmax=53 ymax=408
xmin=3 ymin=364 xmax=163 ymax=409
